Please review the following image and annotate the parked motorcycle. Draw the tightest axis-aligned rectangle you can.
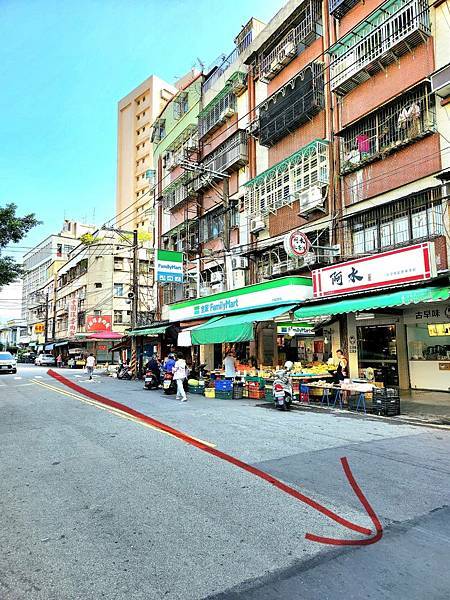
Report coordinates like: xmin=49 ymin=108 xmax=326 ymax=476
xmin=272 ymin=367 xmax=293 ymax=411
xmin=144 ymin=370 xmax=160 ymax=390
xmin=117 ymin=364 xmax=132 ymax=380
xmin=162 ymin=371 xmax=176 ymax=394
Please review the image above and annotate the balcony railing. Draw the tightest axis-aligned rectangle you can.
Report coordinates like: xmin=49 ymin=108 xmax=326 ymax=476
xmin=329 ymin=0 xmax=360 ymax=19
xmin=258 ymin=62 xmax=324 ymax=147
xmin=243 ymin=139 xmax=329 ymax=217
xmin=340 ymin=83 xmax=436 ymax=175
xmin=329 ymin=0 xmax=431 ymax=96
xmin=203 ymin=31 xmax=252 ymax=94
xmin=194 ymin=131 xmax=248 ymax=192
xmin=162 ymin=174 xmax=196 ymax=210
xmin=198 ymin=89 xmax=238 ymax=139
xmin=258 ymin=0 xmax=322 ymax=81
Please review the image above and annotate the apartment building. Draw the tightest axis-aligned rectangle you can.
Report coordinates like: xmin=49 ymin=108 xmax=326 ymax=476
xmin=53 ymin=230 xmax=153 ymax=347
xmin=0 ymin=319 xmax=29 ymax=350
xmin=22 ymin=220 xmax=95 ymax=348
xmin=116 ymin=76 xmax=177 ymax=233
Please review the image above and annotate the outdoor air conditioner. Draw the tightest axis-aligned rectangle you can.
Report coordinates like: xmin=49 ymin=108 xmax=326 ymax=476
xmin=199 ymin=286 xmax=211 ymax=297
xmin=210 ymin=271 xmax=223 ymax=283
xmin=220 ymin=107 xmax=235 ymax=121
xmin=211 ymin=283 xmax=224 ymax=293
xmin=250 ymin=218 xmax=265 ymax=234
xmin=272 ymin=263 xmax=282 ymax=275
xmin=296 ymin=186 xmax=325 ymax=216
xmin=231 ymin=256 xmax=248 ymax=270
xmin=247 ymin=120 xmax=259 ymax=136
xmin=262 ymin=266 xmax=271 ymax=279
xmin=270 ymin=57 xmax=283 ymax=74
xmin=283 ymin=41 xmax=296 ymax=58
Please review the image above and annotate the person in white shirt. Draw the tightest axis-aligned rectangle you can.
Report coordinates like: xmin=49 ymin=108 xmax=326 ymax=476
xmin=173 ymin=352 xmax=188 ymax=402
xmin=223 ymin=351 xmax=236 ymax=379
xmin=86 ymin=353 xmax=96 ymax=380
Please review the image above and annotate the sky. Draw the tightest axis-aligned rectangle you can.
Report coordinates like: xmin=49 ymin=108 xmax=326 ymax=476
xmin=0 ymin=0 xmax=283 ymax=321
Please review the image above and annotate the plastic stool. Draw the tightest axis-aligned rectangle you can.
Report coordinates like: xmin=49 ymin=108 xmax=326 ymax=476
xmin=321 ymin=388 xmax=330 ymax=407
xmin=356 ymin=392 xmax=367 ymax=414
xmin=299 ymin=384 xmax=310 ymax=404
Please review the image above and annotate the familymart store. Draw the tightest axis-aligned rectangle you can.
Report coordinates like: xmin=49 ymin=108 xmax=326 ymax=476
xmin=165 ymin=277 xmax=314 ymax=369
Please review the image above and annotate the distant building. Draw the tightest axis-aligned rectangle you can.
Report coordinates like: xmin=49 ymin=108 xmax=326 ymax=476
xmin=0 ymin=318 xmax=29 ymax=350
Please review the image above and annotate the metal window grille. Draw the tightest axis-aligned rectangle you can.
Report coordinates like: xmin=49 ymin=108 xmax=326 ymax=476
xmin=340 ymin=83 xmax=436 ymax=174
xmin=198 ymin=91 xmax=237 ymax=138
xmin=202 ymin=130 xmax=248 ymax=174
xmin=257 ymin=0 xmax=322 ymax=78
xmin=244 ymin=140 xmax=329 ymax=217
xmin=344 ymin=188 xmax=444 ymax=257
xmin=203 ymin=31 xmax=253 ymax=94
xmin=329 ymin=0 xmax=431 ymax=95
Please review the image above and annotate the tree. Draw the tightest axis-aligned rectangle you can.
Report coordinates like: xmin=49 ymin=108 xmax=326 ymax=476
xmin=0 ymin=204 xmax=40 ymax=287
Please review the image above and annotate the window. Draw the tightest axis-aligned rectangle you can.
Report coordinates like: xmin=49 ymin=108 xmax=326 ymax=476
xmin=139 ymin=260 xmax=149 ymax=274
xmin=114 ymin=310 xmax=123 ymax=324
xmin=56 ymin=244 xmax=62 ymax=257
xmin=114 ymin=283 xmax=124 ymax=297
xmin=94 ymin=310 xmax=102 ymax=316
xmin=77 ymin=312 xmax=86 ymax=328
xmin=94 ymin=282 xmax=102 ymax=289
xmin=114 ymin=257 xmax=124 ymax=270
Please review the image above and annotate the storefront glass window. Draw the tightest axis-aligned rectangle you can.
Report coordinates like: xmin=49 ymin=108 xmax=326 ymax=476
xmin=357 ymin=324 xmax=399 ymax=385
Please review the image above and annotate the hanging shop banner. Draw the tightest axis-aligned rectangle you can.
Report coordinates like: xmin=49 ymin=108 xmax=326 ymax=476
xmin=86 ymin=315 xmax=112 ymax=333
xmin=277 ymin=324 xmax=315 ymax=336
xmin=283 ymin=230 xmax=311 ymax=258
xmin=34 ymin=323 xmax=45 ymax=334
xmin=67 ymin=296 xmax=78 ymax=337
xmin=312 ymin=242 xmax=436 ymax=298
xmin=155 ymin=249 xmax=184 ymax=283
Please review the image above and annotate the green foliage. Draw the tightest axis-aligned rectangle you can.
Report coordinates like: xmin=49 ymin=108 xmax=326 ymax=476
xmin=79 ymin=232 xmax=97 ymax=246
xmin=0 ymin=203 xmax=40 ymax=287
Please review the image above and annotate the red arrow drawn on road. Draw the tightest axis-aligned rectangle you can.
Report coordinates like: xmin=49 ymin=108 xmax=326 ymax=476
xmin=47 ymin=369 xmax=383 ymax=546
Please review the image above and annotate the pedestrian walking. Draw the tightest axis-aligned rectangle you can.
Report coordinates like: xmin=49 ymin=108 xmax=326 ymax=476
xmin=56 ymin=353 xmax=63 ymax=368
xmin=86 ymin=353 xmax=96 ymax=380
xmin=173 ymin=352 xmax=188 ymax=402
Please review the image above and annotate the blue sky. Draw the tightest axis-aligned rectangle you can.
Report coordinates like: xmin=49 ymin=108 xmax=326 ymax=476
xmin=0 ymin=0 xmax=283 ymax=319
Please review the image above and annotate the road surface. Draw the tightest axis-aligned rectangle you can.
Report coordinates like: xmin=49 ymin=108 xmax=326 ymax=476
xmin=1 ymin=365 xmax=449 ymax=599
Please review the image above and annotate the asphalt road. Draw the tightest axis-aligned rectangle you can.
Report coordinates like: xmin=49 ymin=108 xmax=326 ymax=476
xmin=1 ymin=365 xmax=450 ymax=599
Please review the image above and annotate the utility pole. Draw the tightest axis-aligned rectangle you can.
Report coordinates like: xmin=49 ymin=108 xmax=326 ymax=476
xmin=222 ymin=176 xmax=230 ymax=291
xmin=130 ymin=229 xmax=139 ymax=378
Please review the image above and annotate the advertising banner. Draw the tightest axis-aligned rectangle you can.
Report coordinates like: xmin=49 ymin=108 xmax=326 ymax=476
xmin=156 ymin=249 xmax=184 ymax=283
xmin=86 ymin=315 xmax=112 ymax=333
xmin=67 ymin=295 xmax=78 ymax=337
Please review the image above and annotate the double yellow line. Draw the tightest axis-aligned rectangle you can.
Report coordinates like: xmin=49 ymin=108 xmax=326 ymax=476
xmin=32 ymin=378 xmax=215 ymax=447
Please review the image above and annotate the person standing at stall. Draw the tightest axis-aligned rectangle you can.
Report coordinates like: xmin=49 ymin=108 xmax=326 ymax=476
xmin=332 ymin=349 xmax=348 ymax=384
xmin=223 ymin=351 xmax=236 ymax=380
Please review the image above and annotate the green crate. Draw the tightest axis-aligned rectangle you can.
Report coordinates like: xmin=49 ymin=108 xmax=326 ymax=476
xmin=215 ymin=390 xmax=233 ymax=399
xmin=188 ymin=385 xmax=204 ymax=395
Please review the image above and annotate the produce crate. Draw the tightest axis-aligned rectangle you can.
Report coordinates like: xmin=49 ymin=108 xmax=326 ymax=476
xmin=232 ymin=383 xmax=244 ymax=399
xmin=245 ymin=376 xmax=265 ymax=389
xmin=215 ymin=390 xmax=233 ymax=399
xmin=371 ymin=387 xmax=400 ymax=416
xmin=215 ymin=379 xmax=233 ymax=391
xmin=204 ymin=388 xmax=215 ymax=399
xmin=188 ymin=385 xmax=204 ymax=395
xmin=248 ymin=388 xmax=266 ymax=400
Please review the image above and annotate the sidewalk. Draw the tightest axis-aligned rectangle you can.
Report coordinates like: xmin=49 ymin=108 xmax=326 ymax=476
xmin=399 ymin=389 xmax=450 ymax=425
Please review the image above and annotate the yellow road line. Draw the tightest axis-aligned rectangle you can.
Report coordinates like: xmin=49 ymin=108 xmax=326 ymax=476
xmin=32 ymin=379 xmax=216 ymax=447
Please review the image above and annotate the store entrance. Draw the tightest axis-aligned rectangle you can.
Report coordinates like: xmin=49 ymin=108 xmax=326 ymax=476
xmin=357 ymin=324 xmax=399 ymax=386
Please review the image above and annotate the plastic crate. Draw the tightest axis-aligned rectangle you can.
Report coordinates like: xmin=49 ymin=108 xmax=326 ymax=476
xmin=188 ymin=385 xmax=204 ymax=395
xmin=204 ymin=388 xmax=215 ymax=399
xmin=215 ymin=390 xmax=233 ymax=399
xmin=372 ymin=396 xmax=400 ymax=416
xmin=245 ymin=376 xmax=265 ymax=389
xmin=232 ymin=383 xmax=244 ymax=399
xmin=248 ymin=388 xmax=266 ymax=400
xmin=215 ymin=379 xmax=233 ymax=391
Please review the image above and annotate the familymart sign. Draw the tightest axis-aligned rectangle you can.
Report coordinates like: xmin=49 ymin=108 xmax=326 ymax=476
xmin=156 ymin=249 xmax=184 ymax=283
xmin=168 ymin=277 xmax=313 ymax=322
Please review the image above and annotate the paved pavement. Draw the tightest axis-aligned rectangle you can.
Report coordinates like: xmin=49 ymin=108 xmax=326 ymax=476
xmin=1 ymin=365 xmax=450 ymax=599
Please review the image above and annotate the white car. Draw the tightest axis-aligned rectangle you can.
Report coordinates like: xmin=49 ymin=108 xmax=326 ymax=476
xmin=0 ymin=352 xmax=17 ymax=374
xmin=34 ymin=354 xmax=56 ymax=366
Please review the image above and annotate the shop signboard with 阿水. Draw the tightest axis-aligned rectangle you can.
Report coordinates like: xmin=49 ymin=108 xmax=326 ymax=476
xmin=312 ymin=242 xmax=436 ymax=298
xmin=155 ymin=249 xmax=184 ymax=283
xmin=168 ymin=276 xmax=313 ymax=322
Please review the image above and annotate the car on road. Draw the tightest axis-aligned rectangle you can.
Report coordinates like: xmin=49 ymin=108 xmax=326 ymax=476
xmin=0 ymin=352 xmax=17 ymax=374
xmin=34 ymin=354 xmax=56 ymax=366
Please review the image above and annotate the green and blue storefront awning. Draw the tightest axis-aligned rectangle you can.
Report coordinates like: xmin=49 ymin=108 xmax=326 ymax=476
xmin=294 ymin=285 xmax=450 ymax=320
xmin=190 ymin=305 xmax=295 ymax=345
xmin=127 ymin=325 xmax=169 ymax=337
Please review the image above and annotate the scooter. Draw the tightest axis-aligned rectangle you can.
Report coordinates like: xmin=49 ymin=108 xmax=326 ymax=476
xmin=162 ymin=371 xmax=176 ymax=395
xmin=143 ymin=370 xmax=160 ymax=390
xmin=117 ymin=364 xmax=132 ymax=380
xmin=272 ymin=369 xmax=293 ymax=411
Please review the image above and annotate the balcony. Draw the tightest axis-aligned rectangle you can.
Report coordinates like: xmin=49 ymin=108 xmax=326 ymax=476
xmin=194 ymin=131 xmax=248 ymax=192
xmin=162 ymin=174 xmax=197 ymax=211
xmin=198 ymin=76 xmax=244 ymax=139
xmin=243 ymin=139 xmax=329 ymax=217
xmin=329 ymin=0 xmax=431 ymax=96
xmin=203 ymin=31 xmax=252 ymax=94
xmin=258 ymin=62 xmax=324 ymax=147
xmin=257 ymin=0 xmax=322 ymax=82
xmin=329 ymin=0 xmax=360 ymax=19
xmin=339 ymin=83 xmax=436 ymax=175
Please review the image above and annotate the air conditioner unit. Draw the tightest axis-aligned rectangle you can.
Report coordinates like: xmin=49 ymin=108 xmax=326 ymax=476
xmin=166 ymin=153 xmax=176 ymax=171
xmin=270 ymin=57 xmax=283 ymax=74
xmin=250 ymin=218 xmax=265 ymax=234
xmin=247 ymin=120 xmax=259 ymax=136
xmin=220 ymin=107 xmax=235 ymax=121
xmin=210 ymin=271 xmax=223 ymax=283
xmin=262 ymin=266 xmax=271 ymax=279
xmin=283 ymin=41 xmax=296 ymax=58
xmin=199 ymin=286 xmax=211 ymax=297
xmin=231 ymin=256 xmax=248 ymax=270
xmin=211 ymin=283 xmax=224 ymax=293
xmin=185 ymin=288 xmax=197 ymax=299
xmin=296 ymin=186 xmax=325 ymax=216
xmin=272 ymin=263 xmax=282 ymax=275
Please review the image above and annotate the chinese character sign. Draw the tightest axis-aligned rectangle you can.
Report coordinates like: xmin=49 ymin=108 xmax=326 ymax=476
xmin=312 ymin=243 xmax=436 ymax=298
xmin=86 ymin=315 xmax=112 ymax=332
xmin=67 ymin=296 xmax=78 ymax=337
xmin=156 ymin=249 xmax=184 ymax=283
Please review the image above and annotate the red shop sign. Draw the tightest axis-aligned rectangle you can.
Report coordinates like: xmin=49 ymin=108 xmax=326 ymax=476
xmin=86 ymin=315 xmax=112 ymax=332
